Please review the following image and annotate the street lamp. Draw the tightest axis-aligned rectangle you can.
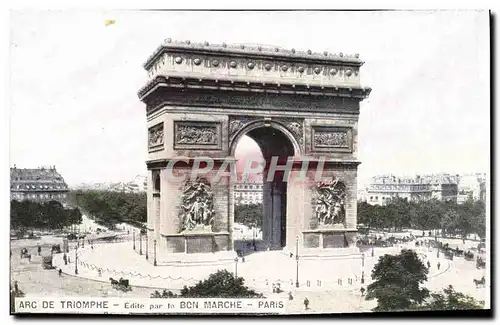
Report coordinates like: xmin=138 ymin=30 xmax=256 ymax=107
xmin=133 ymin=231 xmax=136 ymax=251
xmin=295 ymin=235 xmax=299 ymax=288
xmin=153 ymin=239 xmax=157 ymax=266
xmin=234 ymin=257 xmax=239 ymax=278
xmin=435 ymin=231 xmax=440 ymax=258
xmin=75 ymin=246 xmax=78 ymax=275
xmin=139 ymin=231 xmax=143 ymax=255
xmin=145 ymin=234 xmax=149 ymax=260
xmin=361 ymin=253 xmax=365 ymax=284
xmin=253 ymin=227 xmax=257 ymax=251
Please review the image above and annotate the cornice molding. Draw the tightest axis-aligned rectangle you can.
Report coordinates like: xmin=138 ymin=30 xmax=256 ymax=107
xmin=138 ymin=75 xmax=372 ymax=100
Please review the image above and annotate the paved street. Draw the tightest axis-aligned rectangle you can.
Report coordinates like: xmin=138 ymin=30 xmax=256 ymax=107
xmin=10 ymin=238 xmax=173 ymax=300
xmin=11 ymin=232 xmax=489 ymax=314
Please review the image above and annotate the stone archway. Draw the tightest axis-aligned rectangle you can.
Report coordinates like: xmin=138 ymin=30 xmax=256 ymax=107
xmin=138 ymin=40 xmax=371 ymax=261
xmin=230 ymin=122 xmax=299 ymax=249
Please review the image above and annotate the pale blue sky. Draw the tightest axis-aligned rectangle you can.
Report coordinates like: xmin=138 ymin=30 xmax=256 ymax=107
xmin=9 ymin=10 xmax=490 ymax=186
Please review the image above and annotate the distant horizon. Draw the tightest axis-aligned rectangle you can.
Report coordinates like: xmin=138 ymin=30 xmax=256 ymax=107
xmin=9 ymin=11 xmax=490 ymax=187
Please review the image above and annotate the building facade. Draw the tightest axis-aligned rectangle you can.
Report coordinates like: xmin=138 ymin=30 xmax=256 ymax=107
xmin=366 ymin=174 xmax=459 ymax=205
xmin=10 ymin=166 xmax=70 ymax=205
xmin=233 ymin=178 xmax=264 ymax=206
xmin=457 ymin=173 xmax=486 ymax=204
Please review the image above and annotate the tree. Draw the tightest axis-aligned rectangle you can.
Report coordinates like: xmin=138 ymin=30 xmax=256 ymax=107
xmin=10 ymin=200 xmax=82 ymax=231
xmin=72 ymin=190 xmax=147 ymax=228
xmin=413 ymin=285 xmax=484 ymax=310
xmin=366 ymin=249 xmax=429 ymax=312
xmin=151 ymin=289 xmax=178 ymax=298
xmin=234 ymin=204 xmax=263 ymax=228
xmin=152 ymin=270 xmax=263 ymax=298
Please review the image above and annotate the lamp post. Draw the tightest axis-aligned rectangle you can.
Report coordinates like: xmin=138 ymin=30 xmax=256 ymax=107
xmin=75 ymin=246 xmax=78 ymax=275
xmin=361 ymin=253 xmax=365 ymax=284
xmin=253 ymin=227 xmax=257 ymax=251
xmin=234 ymin=257 xmax=239 ymax=278
xmin=139 ymin=231 xmax=143 ymax=255
xmin=295 ymin=235 xmax=299 ymax=288
xmin=435 ymin=231 xmax=440 ymax=258
xmin=145 ymin=234 xmax=149 ymax=260
xmin=133 ymin=231 xmax=136 ymax=251
xmin=153 ymin=239 xmax=157 ymax=266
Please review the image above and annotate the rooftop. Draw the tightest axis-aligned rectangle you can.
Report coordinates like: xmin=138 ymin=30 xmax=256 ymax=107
xmin=143 ymin=38 xmax=364 ymax=70
xmin=10 ymin=166 xmax=69 ymax=192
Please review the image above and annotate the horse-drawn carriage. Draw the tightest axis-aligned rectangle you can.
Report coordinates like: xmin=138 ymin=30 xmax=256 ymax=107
xmin=476 ymin=257 xmax=486 ymax=269
xmin=51 ymin=244 xmax=61 ymax=254
xmin=20 ymin=248 xmax=30 ymax=259
xmin=109 ymin=277 xmax=131 ymax=292
xmin=464 ymin=250 xmax=475 ymax=261
xmin=42 ymin=256 xmax=55 ymax=269
xmin=473 ymin=276 xmax=486 ymax=288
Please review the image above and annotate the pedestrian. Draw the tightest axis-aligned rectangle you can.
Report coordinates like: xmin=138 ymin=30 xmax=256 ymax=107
xmin=288 ymin=291 xmax=294 ymax=300
xmin=37 ymin=246 xmax=41 ymax=256
xmin=28 ymin=254 xmax=31 ymax=262
xmin=437 ymin=262 xmax=441 ymax=270
xmin=427 ymin=261 xmax=431 ymax=268
xmin=59 ymin=269 xmax=62 ymax=277
xmin=304 ymin=297 xmax=309 ymax=310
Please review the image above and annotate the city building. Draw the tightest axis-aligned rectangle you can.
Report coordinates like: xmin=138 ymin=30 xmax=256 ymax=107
xmin=457 ymin=173 xmax=487 ymax=204
xmin=366 ymin=174 xmax=459 ymax=205
xmin=10 ymin=165 xmax=70 ymax=205
xmin=233 ymin=174 xmax=264 ymax=206
xmin=73 ymin=175 xmax=148 ymax=193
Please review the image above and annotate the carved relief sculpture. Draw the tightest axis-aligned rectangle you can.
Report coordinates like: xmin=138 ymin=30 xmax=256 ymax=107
xmin=178 ymin=178 xmax=215 ymax=232
xmin=314 ymin=179 xmax=346 ymax=226
xmin=176 ymin=125 xmax=218 ymax=145
xmin=314 ymin=130 xmax=349 ymax=148
xmin=148 ymin=123 xmax=164 ymax=151
xmin=229 ymin=120 xmax=245 ymax=137
xmin=285 ymin=120 xmax=304 ymax=146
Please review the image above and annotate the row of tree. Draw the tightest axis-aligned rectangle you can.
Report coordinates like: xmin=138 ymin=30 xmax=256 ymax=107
xmin=234 ymin=203 xmax=263 ymax=228
xmin=358 ymin=198 xmax=486 ymax=239
xmin=10 ymin=200 xmax=82 ymax=231
xmin=71 ymin=190 xmax=147 ymax=229
xmin=366 ymin=249 xmax=485 ymax=311
xmin=151 ymin=270 xmax=262 ymax=298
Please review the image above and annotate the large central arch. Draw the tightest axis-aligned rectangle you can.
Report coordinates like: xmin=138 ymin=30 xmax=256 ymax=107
xmin=138 ymin=40 xmax=371 ymax=263
xmin=232 ymin=124 xmax=297 ymax=249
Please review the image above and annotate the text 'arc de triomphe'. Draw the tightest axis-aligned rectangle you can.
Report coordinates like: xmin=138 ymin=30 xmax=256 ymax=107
xmin=138 ymin=39 xmax=371 ymax=262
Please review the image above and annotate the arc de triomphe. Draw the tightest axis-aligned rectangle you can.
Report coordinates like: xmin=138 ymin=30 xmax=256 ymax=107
xmin=138 ymin=39 xmax=371 ymax=263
